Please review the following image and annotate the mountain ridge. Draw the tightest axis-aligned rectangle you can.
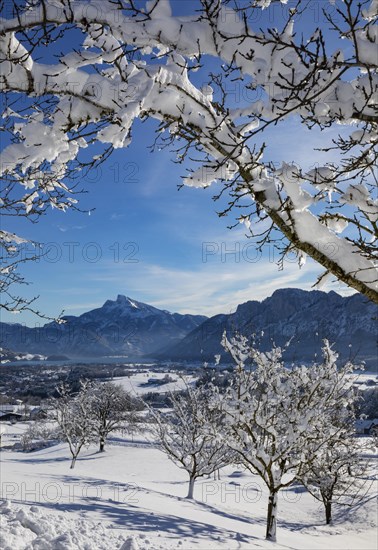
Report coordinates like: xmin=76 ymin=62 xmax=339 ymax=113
xmin=0 ymin=294 xmax=207 ymax=359
xmin=158 ymin=288 xmax=377 ymax=368
xmin=1 ymin=289 xmax=376 ymax=367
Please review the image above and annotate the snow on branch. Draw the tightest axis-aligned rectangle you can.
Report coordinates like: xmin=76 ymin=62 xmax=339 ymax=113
xmin=0 ymin=0 xmax=377 ymax=306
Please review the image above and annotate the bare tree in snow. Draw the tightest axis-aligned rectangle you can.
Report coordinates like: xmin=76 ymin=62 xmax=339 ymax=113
xmin=298 ymin=390 xmax=375 ymax=527
xmin=49 ymin=381 xmax=95 ymax=468
xmin=300 ymin=436 xmax=373 ymax=525
xmin=151 ymin=383 xmax=230 ymax=499
xmin=0 ymin=0 xmax=377 ymax=311
xmin=20 ymin=420 xmax=59 ymax=452
xmin=86 ymin=381 xmax=142 ymax=452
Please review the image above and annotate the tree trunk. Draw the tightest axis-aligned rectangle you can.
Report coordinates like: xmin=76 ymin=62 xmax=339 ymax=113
xmin=99 ymin=438 xmax=105 ymax=452
xmin=70 ymin=456 xmax=77 ymax=469
xmin=325 ymin=499 xmax=332 ymax=525
xmin=186 ymin=476 xmax=195 ymax=499
xmin=266 ymin=490 xmax=278 ymax=541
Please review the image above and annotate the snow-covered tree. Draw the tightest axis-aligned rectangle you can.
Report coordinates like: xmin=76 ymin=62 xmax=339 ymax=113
xmin=151 ymin=383 xmax=230 ymax=499
xmin=49 ymin=382 xmax=95 ymax=468
xmin=300 ymin=436 xmax=372 ymax=525
xmin=216 ymin=332 xmax=359 ymax=541
xmin=86 ymin=381 xmax=142 ymax=452
xmin=19 ymin=419 xmax=59 ymax=452
xmin=1 ymin=0 xmax=377 ymax=310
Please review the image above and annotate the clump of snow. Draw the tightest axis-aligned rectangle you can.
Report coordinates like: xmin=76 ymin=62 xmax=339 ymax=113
xmin=0 ymin=501 xmax=148 ymax=550
xmin=362 ymin=0 xmax=378 ymax=21
xmin=120 ymin=537 xmax=139 ymax=550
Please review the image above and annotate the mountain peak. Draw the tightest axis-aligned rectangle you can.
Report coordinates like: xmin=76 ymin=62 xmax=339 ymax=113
xmin=115 ymin=294 xmax=139 ymax=308
xmin=101 ymin=294 xmax=140 ymax=310
xmin=0 ymin=294 xmax=207 ymax=358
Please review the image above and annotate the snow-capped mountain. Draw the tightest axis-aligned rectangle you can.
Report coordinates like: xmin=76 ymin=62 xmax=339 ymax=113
xmin=158 ymin=289 xmax=378 ymax=368
xmin=0 ymin=295 xmax=207 ymax=358
xmin=1 ymin=290 xmax=376 ymax=366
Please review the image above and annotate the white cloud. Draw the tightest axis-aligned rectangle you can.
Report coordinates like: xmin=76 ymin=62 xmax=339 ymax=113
xmin=57 ymin=224 xmax=86 ymax=232
xmin=86 ymin=255 xmax=323 ymax=316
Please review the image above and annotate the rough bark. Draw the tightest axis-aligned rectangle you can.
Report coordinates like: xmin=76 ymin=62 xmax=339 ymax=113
xmin=266 ymin=490 xmax=278 ymax=541
xmin=324 ymin=497 xmax=333 ymax=525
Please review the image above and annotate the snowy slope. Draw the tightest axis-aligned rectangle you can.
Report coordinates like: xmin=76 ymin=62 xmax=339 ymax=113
xmin=1 ymin=428 xmax=377 ymax=550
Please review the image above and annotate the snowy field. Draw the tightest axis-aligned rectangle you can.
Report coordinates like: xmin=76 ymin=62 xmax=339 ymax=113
xmin=350 ymin=372 xmax=378 ymax=390
xmin=1 ymin=424 xmax=377 ymax=550
xmin=113 ymin=370 xmax=378 ymax=397
xmin=114 ymin=372 xmax=197 ymax=396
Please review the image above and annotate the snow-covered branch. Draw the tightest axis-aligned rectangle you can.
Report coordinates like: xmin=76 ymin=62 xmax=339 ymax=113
xmin=1 ymin=0 xmax=377 ymax=304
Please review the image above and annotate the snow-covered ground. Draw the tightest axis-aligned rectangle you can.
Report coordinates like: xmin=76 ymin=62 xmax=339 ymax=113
xmin=351 ymin=372 xmax=378 ymax=391
xmin=114 ymin=372 xmax=197 ymax=396
xmin=1 ymin=426 xmax=377 ymax=550
xmin=115 ymin=370 xmax=377 ymax=398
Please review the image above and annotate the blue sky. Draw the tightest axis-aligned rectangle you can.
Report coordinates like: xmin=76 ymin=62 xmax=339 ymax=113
xmin=3 ymin=118 xmax=354 ymax=325
xmin=1 ymin=1 xmax=356 ymax=325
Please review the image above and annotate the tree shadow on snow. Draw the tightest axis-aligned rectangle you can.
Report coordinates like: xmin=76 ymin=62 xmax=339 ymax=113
xmin=28 ymin=498 xmax=258 ymax=545
xmin=6 ymin=450 xmax=107 ymax=465
xmin=331 ymin=493 xmax=378 ymax=524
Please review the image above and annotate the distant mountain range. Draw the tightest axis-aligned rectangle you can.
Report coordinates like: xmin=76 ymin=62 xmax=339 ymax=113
xmin=0 ymin=294 xmax=207 ymax=359
xmin=1 ymin=290 xmax=377 ymax=367
xmin=159 ymin=289 xmax=377 ymax=368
